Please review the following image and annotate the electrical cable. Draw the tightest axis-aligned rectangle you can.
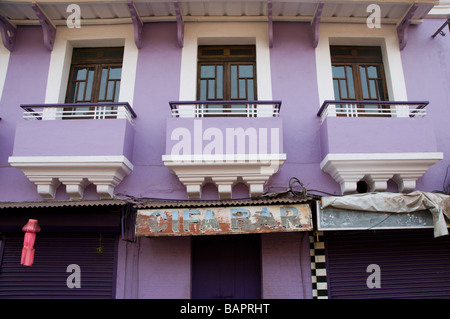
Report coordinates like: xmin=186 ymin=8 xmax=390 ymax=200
xmin=114 ymin=176 xmax=339 ymax=204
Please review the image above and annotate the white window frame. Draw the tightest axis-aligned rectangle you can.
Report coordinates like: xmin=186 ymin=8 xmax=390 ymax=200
xmin=44 ymin=24 xmax=138 ymax=106
xmin=179 ymin=22 xmax=273 ymax=101
xmin=315 ymin=23 xmax=409 ymax=106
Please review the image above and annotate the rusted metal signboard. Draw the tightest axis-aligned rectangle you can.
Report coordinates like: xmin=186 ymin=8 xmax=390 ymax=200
xmin=136 ymin=204 xmax=312 ymax=237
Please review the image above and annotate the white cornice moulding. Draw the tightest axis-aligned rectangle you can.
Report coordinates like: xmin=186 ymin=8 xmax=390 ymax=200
xmin=162 ymin=153 xmax=287 ymax=199
xmin=8 ymin=155 xmax=134 ymax=200
xmin=320 ymin=152 xmax=444 ymax=195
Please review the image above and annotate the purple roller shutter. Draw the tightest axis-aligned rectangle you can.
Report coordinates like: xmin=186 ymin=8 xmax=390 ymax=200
xmin=0 ymin=232 xmax=118 ymax=299
xmin=325 ymin=229 xmax=450 ymax=299
xmin=192 ymin=234 xmax=261 ymax=299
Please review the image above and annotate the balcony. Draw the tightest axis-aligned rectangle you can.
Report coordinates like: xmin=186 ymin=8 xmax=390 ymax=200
xmin=162 ymin=101 xmax=286 ymax=199
xmin=169 ymin=100 xmax=281 ymax=118
xmin=8 ymin=103 xmax=136 ymax=200
xmin=318 ymin=100 xmax=443 ymax=194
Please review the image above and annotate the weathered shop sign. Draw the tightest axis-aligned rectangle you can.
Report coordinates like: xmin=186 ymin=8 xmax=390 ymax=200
xmin=136 ymin=204 xmax=312 ymax=237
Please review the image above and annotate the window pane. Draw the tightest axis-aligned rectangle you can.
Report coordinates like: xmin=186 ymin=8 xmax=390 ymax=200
xmin=346 ymin=66 xmax=355 ymax=99
xmin=239 ymin=65 xmax=253 ymax=78
xmin=339 ymin=80 xmax=348 ymax=99
xmin=239 ymin=79 xmax=246 ymax=99
xmin=109 ymin=67 xmax=122 ymax=80
xmin=114 ymin=82 xmax=120 ymax=102
xmin=247 ymin=79 xmax=254 ymax=100
xmin=77 ymin=82 xmax=86 ymax=101
xmin=107 ymin=80 xmax=115 ymax=100
xmin=231 ymin=65 xmax=238 ymax=99
xmin=85 ymin=69 xmax=95 ymax=101
xmin=359 ymin=66 xmax=369 ymax=99
xmin=332 ymin=66 xmax=345 ymax=78
xmin=333 ymin=79 xmax=340 ymax=99
xmin=367 ymin=66 xmax=378 ymax=78
xmin=201 ymin=65 xmax=215 ymax=78
xmin=99 ymin=68 xmax=108 ymax=101
xmin=200 ymin=80 xmax=207 ymax=100
xmin=369 ymin=80 xmax=377 ymax=99
xmin=208 ymin=79 xmax=215 ymax=99
xmin=216 ymin=66 xmax=223 ymax=99
xmin=75 ymin=68 xmax=87 ymax=80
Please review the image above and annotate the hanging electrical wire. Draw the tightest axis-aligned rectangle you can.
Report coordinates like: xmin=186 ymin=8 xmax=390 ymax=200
xmin=114 ymin=176 xmax=336 ymax=204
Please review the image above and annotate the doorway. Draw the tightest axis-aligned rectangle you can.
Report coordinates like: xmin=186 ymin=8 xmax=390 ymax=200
xmin=191 ymin=234 xmax=261 ymax=299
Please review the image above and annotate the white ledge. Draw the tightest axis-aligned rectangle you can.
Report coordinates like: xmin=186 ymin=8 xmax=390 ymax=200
xmin=162 ymin=153 xmax=286 ymax=199
xmin=320 ymin=152 xmax=444 ymax=195
xmin=8 ymin=155 xmax=134 ymax=200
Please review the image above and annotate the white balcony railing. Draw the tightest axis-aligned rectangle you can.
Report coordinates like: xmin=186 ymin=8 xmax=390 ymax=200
xmin=169 ymin=100 xmax=282 ymax=118
xmin=21 ymin=102 xmax=136 ymax=125
xmin=317 ymin=100 xmax=429 ymax=123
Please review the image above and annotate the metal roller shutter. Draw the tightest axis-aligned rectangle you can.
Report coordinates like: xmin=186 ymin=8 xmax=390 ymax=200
xmin=325 ymin=229 xmax=450 ymax=299
xmin=0 ymin=232 xmax=118 ymax=299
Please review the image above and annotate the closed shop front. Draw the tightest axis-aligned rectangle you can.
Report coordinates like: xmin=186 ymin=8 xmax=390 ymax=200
xmin=192 ymin=234 xmax=261 ymax=299
xmin=325 ymin=229 xmax=450 ymax=298
xmin=0 ymin=201 xmax=124 ymax=299
xmin=133 ymin=198 xmax=316 ymax=299
xmin=0 ymin=232 xmax=118 ymax=298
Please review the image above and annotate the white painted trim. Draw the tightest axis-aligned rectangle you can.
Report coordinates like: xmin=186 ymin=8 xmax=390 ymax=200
xmin=320 ymin=152 xmax=444 ymax=194
xmin=315 ymin=23 xmax=408 ymax=105
xmin=0 ymin=40 xmax=10 ymax=103
xmin=163 ymin=153 xmax=286 ymax=199
xmin=162 ymin=153 xmax=286 ymax=162
xmin=427 ymin=3 xmax=450 ymax=18
xmin=8 ymin=155 xmax=133 ymax=167
xmin=8 ymin=155 xmax=134 ymax=200
xmin=320 ymin=152 xmax=444 ymax=162
xmin=44 ymin=24 xmax=138 ymax=106
xmin=179 ymin=22 xmax=272 ymax=101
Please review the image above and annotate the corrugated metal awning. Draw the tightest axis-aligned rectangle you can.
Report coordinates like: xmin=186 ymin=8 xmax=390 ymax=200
xmin=0 ymin=0 xmax=437 ymax=26
xmin=0 ymin=199 xmax=128 ymax=209
xmin=134 ymin=195 xmax=316 ymax=209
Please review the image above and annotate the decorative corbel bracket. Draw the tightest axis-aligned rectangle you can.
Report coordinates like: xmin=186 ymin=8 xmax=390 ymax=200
xmin=311 ymin=1 xmax=324 ymax=48
xmin=397 ymin=3 xmax=418 ymax=50
xmin=268 ymin=0 xmax=273 ymax=48
xmin=127 ymin=0 xmax=143 ymax=49
xmin=31 ymin=2 xmax=56 ymax=51
xmin=0 ymin=15 xmax=17 ymax=52
xmin=174 ymin=0 xmax=184 ymax=48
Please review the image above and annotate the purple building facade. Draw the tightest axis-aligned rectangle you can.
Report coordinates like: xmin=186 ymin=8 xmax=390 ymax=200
xmin=0 ymin=0 xmax=449 ymax=299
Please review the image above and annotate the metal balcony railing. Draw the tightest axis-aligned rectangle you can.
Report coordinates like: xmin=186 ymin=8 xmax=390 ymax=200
xmin=169 ymin=100 xmax=282 ymax=118
xmin=20 ymin=102 xmax=137 ymax=124
xmin=317 ymin=100 xmax=429 ymax=123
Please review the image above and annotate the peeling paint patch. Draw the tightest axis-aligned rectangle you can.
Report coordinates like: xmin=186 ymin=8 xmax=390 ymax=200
xmin=136 ymin=204 xmax=312 ymax=237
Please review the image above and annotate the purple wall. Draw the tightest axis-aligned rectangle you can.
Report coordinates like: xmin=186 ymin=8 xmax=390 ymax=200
xmin=2 ymin=20 xmax=450 ymax=300
xmin=12 ymin=119 xmax=134 ymax=159
xmin=269 ymin=22 xmax=339 ymax=195
xmin=3 ymin=22 xmax=449 ymax=200
xmin=0 ymin=26 xmax=51 ymax=202
xmin=136 ymin=237 xmax=192 ymax=298
xmin=401 ymin=19 xmax=450 ymax=192
xmin=320 ymin=116 xmax=439 ymax=157
xmin=165 ymin=117 xmax=284 ymax=155
xmin=262 ymin=232 xmax=312 ymax=299
xmin=114 ymin=23 xmax=185 ymax=200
